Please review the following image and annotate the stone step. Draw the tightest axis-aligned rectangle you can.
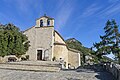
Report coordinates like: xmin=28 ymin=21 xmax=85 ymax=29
xmin=8 ymin=61 xmax=60 ymax=67
xmin=0 ymin=61 xmax=61 ymax=72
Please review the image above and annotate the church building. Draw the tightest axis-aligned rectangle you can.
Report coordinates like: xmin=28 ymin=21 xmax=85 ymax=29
xmin=23 ymin=15 xmax=81 ymax=68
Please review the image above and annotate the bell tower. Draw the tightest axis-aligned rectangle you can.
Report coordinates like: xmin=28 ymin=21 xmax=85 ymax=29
xmin=36 ymin=14 xmax=54 ymax=27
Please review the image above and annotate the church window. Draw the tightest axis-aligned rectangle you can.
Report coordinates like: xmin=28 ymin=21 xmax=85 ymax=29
xmin=47 ymin=19 xmax=50 ymax=26
xmin=40 ymin=20 xmax=43 ymax=27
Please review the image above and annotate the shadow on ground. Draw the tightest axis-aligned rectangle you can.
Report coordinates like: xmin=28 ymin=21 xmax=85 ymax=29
xmin=62 ymin=64 xmax=115 ymax=80
xmin=76 ymin=64 xmax=116 ymax=80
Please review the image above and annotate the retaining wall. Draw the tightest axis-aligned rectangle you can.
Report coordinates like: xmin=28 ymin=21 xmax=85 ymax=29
xmin=103 ymin=63 xmax=120 ymax=80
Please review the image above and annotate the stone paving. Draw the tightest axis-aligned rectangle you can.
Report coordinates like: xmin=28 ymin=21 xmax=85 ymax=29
xmin=0 ymin=68 xmax=115 ymax=80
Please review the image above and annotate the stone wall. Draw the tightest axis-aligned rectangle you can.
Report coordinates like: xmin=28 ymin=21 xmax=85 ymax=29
xmin=24 ymin=27 xmax=54 ymax=61
xmin=54 ymin=31 xmax=82 ymax=69
xmin=54 ymin=31 xmax=65 ymax=44
xmin=35 ymin=27 xmax=54 ymax=61
xmin=23 ymin=27 xmax=36 ymax=60
xmin=54 ymin=31 xmax=68 ymax=68
xmin=103 ymin=63 xmax=120 ymax=80
xmin=68 ymin=50 xmax=81 ymax=68
xmin=0 ymin=57 xmax=5 ymax=63
xmin=54 ymin=45 xmax=68 ymax=68
xmin=0 ymin=55 xmax=19 ymax=63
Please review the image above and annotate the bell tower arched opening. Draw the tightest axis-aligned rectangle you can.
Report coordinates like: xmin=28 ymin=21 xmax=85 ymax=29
xmin=40 ymin=20 xmax=43 ymax=27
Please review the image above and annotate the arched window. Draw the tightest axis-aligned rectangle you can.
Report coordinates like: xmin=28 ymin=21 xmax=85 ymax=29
xmin=40 ymin=20 xmax=43 ymax=27
xmin=47 ymin=19 xmax=50 ymax=26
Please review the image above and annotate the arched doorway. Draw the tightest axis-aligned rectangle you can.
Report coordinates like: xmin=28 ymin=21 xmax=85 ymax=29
xmin=44 ymin=49 xmax=49 ymax=60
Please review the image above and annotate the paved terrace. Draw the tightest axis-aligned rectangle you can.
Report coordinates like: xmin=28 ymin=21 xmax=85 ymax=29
xmin=0 ymin=62 xmax=115 ymax=80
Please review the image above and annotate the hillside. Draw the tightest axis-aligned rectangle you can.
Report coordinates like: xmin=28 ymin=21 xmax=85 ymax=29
xmin=65 ymin=38 xmax=91 ymax=55
xmin=65 ymin=38 xmax=99 ymax=64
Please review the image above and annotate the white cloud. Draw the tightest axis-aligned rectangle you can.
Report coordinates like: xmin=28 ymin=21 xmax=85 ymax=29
xmin=105 ymin=4 xmax=120 ymax=15
xmin=81 ymin=2 xmax=120 ymax=18
xmin=8 ymin=0 xmax=43 ymax=16
xmin=98 ymin=3 xmax=120 ymax=16
xmin=81 ymin=4 xmax=102 ymax=17
xmin=2 ymin=0 xmax=36 ymax=15
xmin=15 ymin=0 xmax=33 ymax=13
xmin=55 ymin=1 xmax=74 ymax=31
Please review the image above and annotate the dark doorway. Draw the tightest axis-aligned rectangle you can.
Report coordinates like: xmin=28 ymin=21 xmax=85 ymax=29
xmin=37 ymin=50 xmax=42 ymax=60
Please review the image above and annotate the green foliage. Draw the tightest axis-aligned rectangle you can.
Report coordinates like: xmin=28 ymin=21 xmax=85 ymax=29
xmin=93 ymin=19 xmax=120 ymax=63
xmin=65 ymin=38 xmax=91 ymax=55
xmin=0 ymin=23 xmax=30 ymax=57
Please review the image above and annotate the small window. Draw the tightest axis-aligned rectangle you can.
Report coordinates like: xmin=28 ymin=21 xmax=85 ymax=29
xmin=40 ymin=20 xmax=43 ymax=27
xmin=47 ymin=20 xmax=50 ymax=26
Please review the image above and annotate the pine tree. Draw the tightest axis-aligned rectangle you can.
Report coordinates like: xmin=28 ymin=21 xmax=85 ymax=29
xmin=94 ymin=20 xmax=120 ymax=64
xmin=111 ymin=20 xmax=120 ymax=63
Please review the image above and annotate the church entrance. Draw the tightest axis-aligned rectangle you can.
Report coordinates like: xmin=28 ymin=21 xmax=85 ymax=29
xmin=37 ymin=50 xmax=42 ymax=60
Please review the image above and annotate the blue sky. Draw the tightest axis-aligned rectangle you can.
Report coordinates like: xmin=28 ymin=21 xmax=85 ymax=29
xmin=0 ymin=0 xmax=120 ymax=48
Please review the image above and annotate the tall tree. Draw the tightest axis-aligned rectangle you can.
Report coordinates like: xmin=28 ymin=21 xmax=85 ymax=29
xmin=111 ymin=20 xmax=120 ymax=63
xmin=94 ymin=20 xmax=120 ymax=64
xmin=0 ymin=23 xmax=30 ymax=57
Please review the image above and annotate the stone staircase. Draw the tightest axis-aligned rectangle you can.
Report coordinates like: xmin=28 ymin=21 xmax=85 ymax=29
xmin=0 ymin=61 xmax=61 ymax=72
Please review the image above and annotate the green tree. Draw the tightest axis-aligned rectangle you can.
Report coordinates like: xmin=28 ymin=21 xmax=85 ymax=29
xmin=94 ymin=20 xmax=120 ymax=64
xmin=0 ymin=23 xmax=30 ymax=58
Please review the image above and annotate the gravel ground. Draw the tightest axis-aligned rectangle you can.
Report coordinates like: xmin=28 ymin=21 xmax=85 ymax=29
xmin=0 ymin=69 xmax=115 ymax=80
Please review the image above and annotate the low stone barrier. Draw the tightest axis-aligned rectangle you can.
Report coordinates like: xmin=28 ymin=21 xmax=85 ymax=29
xmin=0 ymin=61 xmax=61 ymax=72
xmin=103 ymin=62 xmax=120 ymax=80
